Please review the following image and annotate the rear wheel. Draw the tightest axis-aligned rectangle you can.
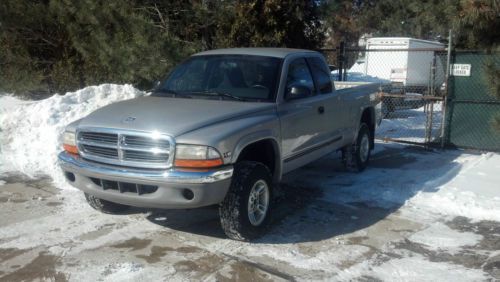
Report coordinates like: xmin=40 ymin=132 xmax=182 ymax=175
xmin=84 ymin=193 xmax=129 ymax=214
xmin=382 ymin=98 xmax=395 ymax=118
xmin=219 ymin=161 xmax=272 ymax=241
xmin=342 ymin=123 xmax=372 ymax=172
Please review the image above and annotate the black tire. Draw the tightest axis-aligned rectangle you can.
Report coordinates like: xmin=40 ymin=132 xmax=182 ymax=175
xmin=342 ymin=123 xmax=372 ymax=172
xmin=219 ymin=161 xmax=273 ymax=241
xmin=382 ymin=98 xmax=395 ymax=118
xmin=84 ymin=193 xmax=129 ymax=214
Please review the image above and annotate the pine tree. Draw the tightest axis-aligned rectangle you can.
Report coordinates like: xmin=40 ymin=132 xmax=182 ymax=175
xmin=213 ymin=0 xmax=325 ymax=49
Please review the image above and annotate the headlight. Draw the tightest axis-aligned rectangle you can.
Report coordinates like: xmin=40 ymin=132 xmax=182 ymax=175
xmin=174 ymin=144 xmax=223 ymax=168
xmin=62 ymin=131 xmax=78 ymax=154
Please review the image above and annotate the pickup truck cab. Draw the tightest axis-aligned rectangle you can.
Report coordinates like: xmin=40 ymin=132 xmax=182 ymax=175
xmin=59 ymin=48 xmax=381 ymax=240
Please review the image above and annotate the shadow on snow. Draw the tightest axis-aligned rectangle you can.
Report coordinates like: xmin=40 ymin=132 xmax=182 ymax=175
xmin=124 ymin=143 xmax=472 ymax=243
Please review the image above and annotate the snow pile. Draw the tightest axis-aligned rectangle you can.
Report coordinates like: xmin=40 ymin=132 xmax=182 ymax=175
xmin=0 ymin=84 xmax=145 ymax=186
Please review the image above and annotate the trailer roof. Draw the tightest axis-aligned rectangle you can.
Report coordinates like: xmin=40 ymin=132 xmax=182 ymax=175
xmin=367 ymin=37 xmax=445 ymax=46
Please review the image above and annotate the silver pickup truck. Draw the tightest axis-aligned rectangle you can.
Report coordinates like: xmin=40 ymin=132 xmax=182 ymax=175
xmin=58 ymin=48 xmax=381 ymax=240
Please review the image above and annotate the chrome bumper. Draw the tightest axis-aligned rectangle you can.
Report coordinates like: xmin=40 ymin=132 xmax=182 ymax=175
xmin=58 ymin=151 xmax=233 ymax=184
xmin=58 ymin=151 xmax=233 ymax=209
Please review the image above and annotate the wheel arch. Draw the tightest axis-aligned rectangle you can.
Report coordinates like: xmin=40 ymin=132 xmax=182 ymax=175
xmin=231 ymin=132 xmax=281 ymax=183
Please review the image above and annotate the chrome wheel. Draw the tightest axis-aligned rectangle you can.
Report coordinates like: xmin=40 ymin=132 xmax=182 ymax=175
xmin=360 ymin=133 xmax=370 ymax=163
xmin=247 ymin=179 xmax=270 ymax=226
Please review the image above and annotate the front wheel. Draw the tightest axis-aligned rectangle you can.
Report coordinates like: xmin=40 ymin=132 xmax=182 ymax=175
xmin=84 ymin=193 xmax=129 ymax=214
xmin=342 ymin=123 xmax=372 ymax=172
xmin=219 ymin=161 xmax=272 ymax=241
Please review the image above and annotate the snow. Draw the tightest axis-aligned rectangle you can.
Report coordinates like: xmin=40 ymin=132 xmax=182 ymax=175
xmin=245 ymin=243 xmax=372 ymax=271
xmin=318 ymin=144 xmax=500 ymax=222
xmin=0 ymin=84 xmax=145 ymax=187
xmin=331 ymin=71 xmax=391 ymax=83
xmin=354 ymin=254 xmax=489 ymax=282
xmin=408 ymin=222 xmax=483 ymax=252
xmin=407 ymin=152 xmax=500 ymax=221
xmin=377 ymin=103 xmax=443 ymax=143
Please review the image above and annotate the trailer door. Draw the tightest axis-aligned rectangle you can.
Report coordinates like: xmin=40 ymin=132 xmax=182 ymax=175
xmin=365 ymin=41 xmax=408 ymax=84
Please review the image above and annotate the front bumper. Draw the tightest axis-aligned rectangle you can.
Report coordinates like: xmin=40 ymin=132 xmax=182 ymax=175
xmin=58 ymin=151 xmax=233 ymax=209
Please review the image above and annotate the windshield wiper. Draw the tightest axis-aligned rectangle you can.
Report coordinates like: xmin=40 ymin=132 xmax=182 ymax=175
xmin=151 ymin=89 xmax=192 ymax=98
xmin=189 ymin=90 xmax=245 ymax=101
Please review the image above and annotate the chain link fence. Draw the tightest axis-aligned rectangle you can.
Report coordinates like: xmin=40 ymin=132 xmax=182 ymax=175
xmin=321 ymin=44 xmax=500 ymax=151
xmin=321 ymin=46 xmax=500 ymax=151
xmin=445 ymin=51 xmax=500 ymax=151
xmin=321 ymin=46 xmax=448 ymax=146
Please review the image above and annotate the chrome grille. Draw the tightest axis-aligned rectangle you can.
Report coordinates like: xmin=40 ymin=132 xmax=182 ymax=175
xmin=123 ymin=150 xmax=169 ymax=162
xmin=123 ymin=136 xmax=170 ymax=149
xmin=81 ymin=144 xmax=119 ymax=159
xmin=80 ymin=132 xmax=117 ymax=144
xmin=77 ymin=129 xmax=174 ymax=169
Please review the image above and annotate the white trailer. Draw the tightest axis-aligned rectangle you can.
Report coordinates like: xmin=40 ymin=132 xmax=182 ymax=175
xmin=363 ymin=37 xmax=446 ymax=93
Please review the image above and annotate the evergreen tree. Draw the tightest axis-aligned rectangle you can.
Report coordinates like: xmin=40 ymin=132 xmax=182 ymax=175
xmin=213 ymin=0 xmax=325 ymax=49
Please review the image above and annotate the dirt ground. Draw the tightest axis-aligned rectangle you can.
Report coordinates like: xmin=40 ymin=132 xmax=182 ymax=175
xmin=0 ymin=144 xmax=499 ymax=281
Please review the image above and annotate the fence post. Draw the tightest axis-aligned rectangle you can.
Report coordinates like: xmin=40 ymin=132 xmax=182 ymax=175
xmin=441 ymin=29 xmax=453 ymax=148
xmin=337 ymin=41 xmax=345 ymax=81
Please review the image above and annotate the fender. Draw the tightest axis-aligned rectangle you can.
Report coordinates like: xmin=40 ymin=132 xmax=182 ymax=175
xmin=231 ymin=130 xmax=282 ymax=182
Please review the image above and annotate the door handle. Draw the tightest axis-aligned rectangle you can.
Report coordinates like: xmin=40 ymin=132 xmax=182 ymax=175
xmin=318 ymin=106 xmax=325 ymax=114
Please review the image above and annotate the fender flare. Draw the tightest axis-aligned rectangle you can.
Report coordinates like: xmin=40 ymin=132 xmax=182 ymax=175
xmin=231 ymin=130 xmax=282 ymax=182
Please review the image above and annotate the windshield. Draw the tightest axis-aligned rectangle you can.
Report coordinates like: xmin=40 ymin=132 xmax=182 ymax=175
xmin=154 ymin=55 xmax=282 ymax=102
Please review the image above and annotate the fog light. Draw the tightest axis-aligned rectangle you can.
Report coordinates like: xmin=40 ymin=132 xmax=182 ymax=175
xmin=182 ymin=189 xmax=194 ymax=200
xmin=64 ymin=171 xmax=75 ymax=182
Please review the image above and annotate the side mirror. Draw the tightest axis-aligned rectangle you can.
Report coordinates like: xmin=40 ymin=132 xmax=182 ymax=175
xmin=286 ymin=85 xmax=311 ymax=100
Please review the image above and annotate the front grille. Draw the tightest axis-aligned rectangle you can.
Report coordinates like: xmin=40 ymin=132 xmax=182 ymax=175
xmin=80 ymin=132 xmax=117 ymax=144
xmin=124 ymin=135 xmax=170 ymax=149
xmin=77 ymin=129 xmax=174 ymax=169
xmin=123 ymin=150 xmax=168 ymax=162
xmin=81 ymin=144 xmax=118 ymax=158
xmin=89 ymin=177 xmax=158 ymax=195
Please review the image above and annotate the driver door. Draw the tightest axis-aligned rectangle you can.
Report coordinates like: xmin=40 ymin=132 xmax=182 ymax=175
xmin=278 ymin=58 xmax=332 ymax=173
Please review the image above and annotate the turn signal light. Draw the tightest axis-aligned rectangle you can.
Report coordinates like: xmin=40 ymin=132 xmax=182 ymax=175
xmin=63 ymin=144 xmax=78 ymax=155
xmin=174 ymin=158 xmax=223 ymax=168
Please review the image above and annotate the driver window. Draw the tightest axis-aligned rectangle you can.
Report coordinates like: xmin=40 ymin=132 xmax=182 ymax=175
xmin=286 ymin=58 xmax=315 ymax=99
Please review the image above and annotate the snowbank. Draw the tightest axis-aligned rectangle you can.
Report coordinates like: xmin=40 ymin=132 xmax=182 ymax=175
xmin=0 ymin=84 xmax=145 ymax=187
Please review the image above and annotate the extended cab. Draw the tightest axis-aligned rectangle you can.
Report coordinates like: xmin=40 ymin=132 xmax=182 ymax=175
xmin=59 ymin=48 xmax=382 ymax=240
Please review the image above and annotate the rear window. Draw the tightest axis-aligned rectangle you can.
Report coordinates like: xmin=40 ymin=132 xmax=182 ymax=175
xmin=307 ymin=57 xmax=333 ymax=94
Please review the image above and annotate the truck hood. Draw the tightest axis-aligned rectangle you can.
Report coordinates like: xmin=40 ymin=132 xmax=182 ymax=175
xmin=78 ymin=96 xmax=275 ymax=136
